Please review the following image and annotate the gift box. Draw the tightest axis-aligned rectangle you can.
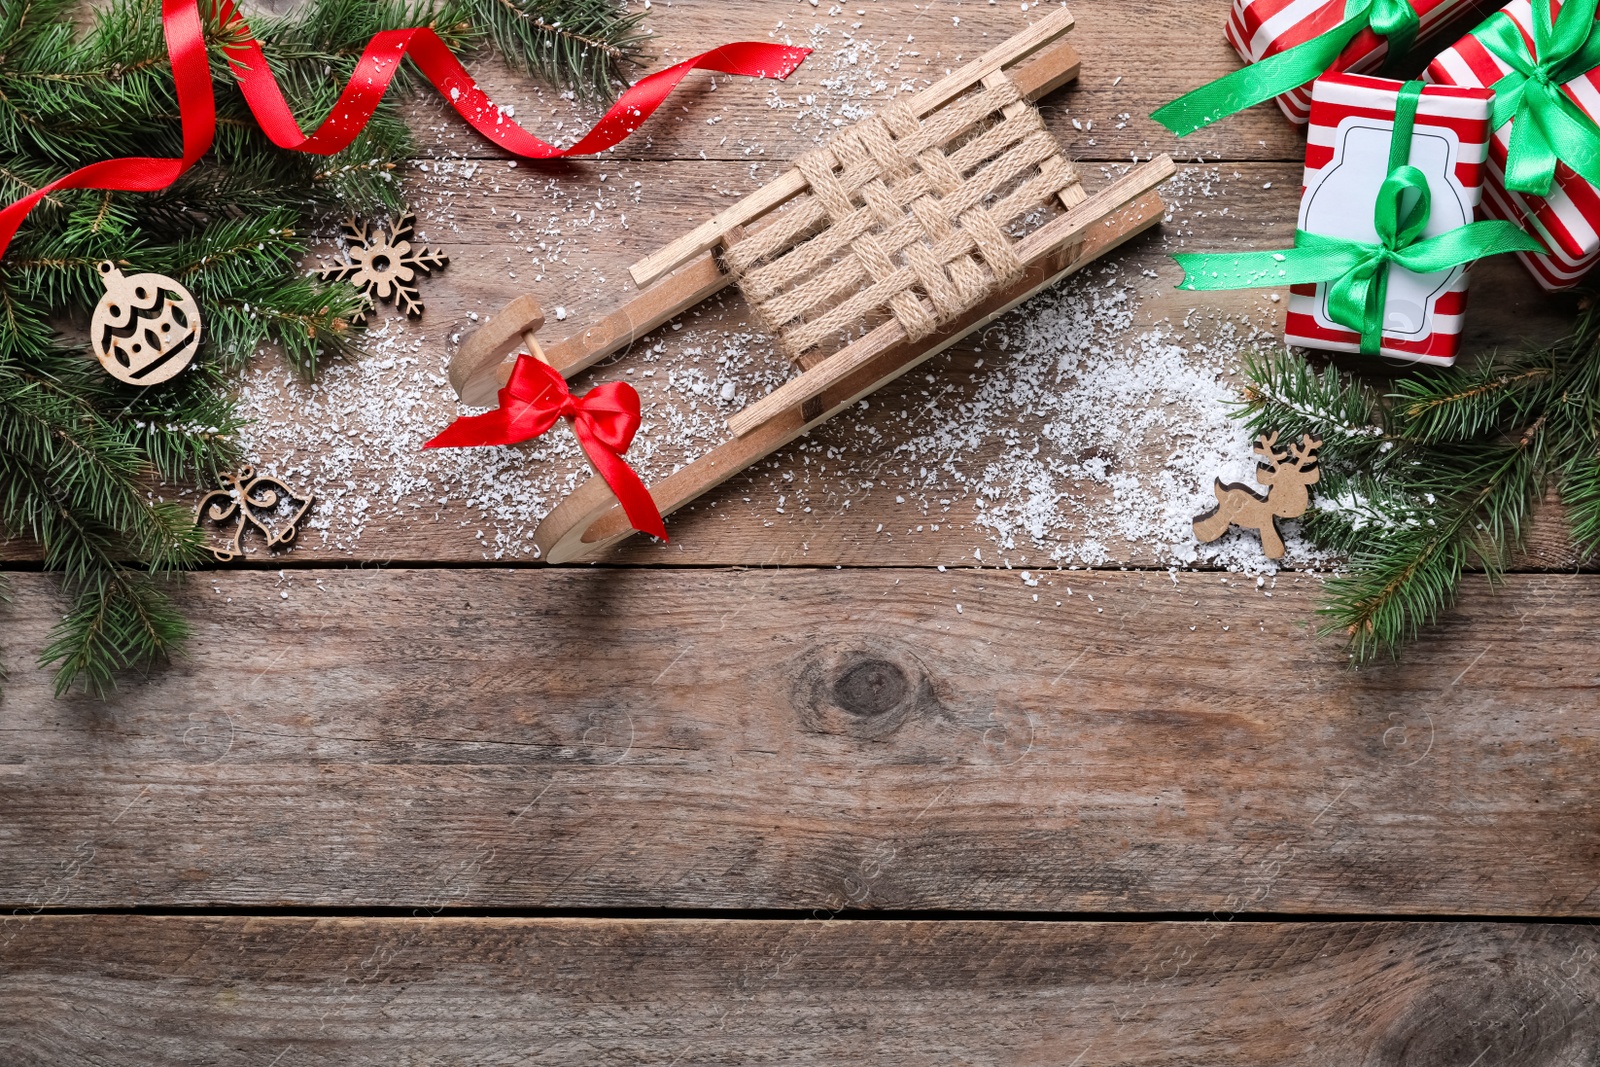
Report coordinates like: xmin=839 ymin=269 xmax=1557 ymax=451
xmin=1426 ymin=0 xmax=1600 ymax=290
xmin=1285 ymin=74 xmax=1497 ymax=364
xmin=1227 ymin=0 xmax=1492 ymax=124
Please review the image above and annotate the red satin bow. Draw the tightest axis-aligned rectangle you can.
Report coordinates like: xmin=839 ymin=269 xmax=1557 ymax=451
xmin=0 ymin=0 xmax=810 ymax=257
xmin=424 ymin=354 xmax=667 ymax=542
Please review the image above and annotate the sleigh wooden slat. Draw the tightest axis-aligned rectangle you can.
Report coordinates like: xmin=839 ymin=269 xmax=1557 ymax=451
xmin=445 ymin=5 xmax=1174 ymax=563
xmin=448 ymin=252 xmax=736 ymax=407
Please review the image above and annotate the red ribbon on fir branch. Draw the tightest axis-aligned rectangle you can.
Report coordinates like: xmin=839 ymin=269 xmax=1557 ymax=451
xmin=0 ymin=0 xmax=810 ymax=258
xmin=425 ymin=353 xmax=666 ymax=542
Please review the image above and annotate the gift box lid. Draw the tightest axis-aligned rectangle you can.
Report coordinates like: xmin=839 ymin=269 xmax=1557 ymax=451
xmin=1304 ymin=73 xmax=1494 ymax=188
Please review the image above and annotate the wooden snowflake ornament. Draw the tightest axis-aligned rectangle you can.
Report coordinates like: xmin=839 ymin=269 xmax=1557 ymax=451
xmin=90 ymin=260 xmax=202 ymax=385
xmin=316 ymin=209 xmax=448 ymax=324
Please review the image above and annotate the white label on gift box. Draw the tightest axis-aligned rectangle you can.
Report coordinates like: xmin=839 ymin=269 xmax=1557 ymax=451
xmin=1299 ymin=116 xmax=1470 ymax=341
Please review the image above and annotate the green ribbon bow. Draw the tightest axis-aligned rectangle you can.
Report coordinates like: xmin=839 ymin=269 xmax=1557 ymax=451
xmin=1152 ymin=0 xmax=1422 ymax=136
xmin=1479 ymin=0 xmax=1600 ymax=196
xmin=1173 ymin=82 xmax=1545 ymax=356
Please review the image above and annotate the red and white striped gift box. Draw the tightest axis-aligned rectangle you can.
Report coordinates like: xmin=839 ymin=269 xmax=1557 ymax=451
xmin=1286 ymin=74 xmax=1495 ymax=365
xmin=1426 ymin=0 xmax=1600 ymax=290
xmin=1226 ymin=0 xmax=1491 ymax=124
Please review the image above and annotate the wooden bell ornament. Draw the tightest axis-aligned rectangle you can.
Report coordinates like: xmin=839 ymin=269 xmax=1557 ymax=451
xmin=90 ymin=260 xmax=202 ymax=386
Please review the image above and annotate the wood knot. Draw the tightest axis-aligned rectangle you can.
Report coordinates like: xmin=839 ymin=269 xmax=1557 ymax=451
xmin=1363 ymin=947 xmax=1600 ymax=1067
xmin=791 ymin=638 xmax=940 ymax=740
xmin=832 ymin=659 xmax=908 ymax=718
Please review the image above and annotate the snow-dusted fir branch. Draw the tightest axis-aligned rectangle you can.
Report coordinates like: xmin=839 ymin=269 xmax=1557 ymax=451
xmin=1241 ymin=298 xmax=1600 ymax=661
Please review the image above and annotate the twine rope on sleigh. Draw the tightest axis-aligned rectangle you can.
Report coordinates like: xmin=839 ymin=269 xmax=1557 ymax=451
xmin=724 ymin=75 xmax=1081 ymax=360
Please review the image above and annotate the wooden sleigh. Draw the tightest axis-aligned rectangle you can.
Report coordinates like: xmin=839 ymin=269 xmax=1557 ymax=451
xmin=447 ymin=5 xmax=1175 ymax=563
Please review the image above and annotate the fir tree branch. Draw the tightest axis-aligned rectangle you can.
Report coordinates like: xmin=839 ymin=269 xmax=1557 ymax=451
xmin=464 ymin=0 xmax=647 ymax=101
xmin=1239 ymin=349 xmax=1392 ymax=466
xmin=1563 ymin=449 xmax=1600 ymax=562
xmin=1239 ymin=335 xmax=1584 ymax=662
xmin=1391 ymin=359 xmax=1556 ymax=444
xmin=43 ymin=563 xmax=196 ymax=697
xmin=1317 ymin=436 xmax=1544 ymax=660
xmin=0 ymin=0 xmax=653 ymax=694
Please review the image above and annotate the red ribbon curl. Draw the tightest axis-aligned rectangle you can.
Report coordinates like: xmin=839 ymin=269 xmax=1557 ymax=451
xmin=424 ymin=354 xmax=667 ymax=543
xmin=0 ymin=0 xmax=810 ymax=257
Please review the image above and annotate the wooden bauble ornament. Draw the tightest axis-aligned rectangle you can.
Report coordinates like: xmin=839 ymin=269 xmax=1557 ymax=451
xmin=90 ymin=260 xmax=202 ymax=386
xmin=1193 ymin=432 xmax=1323 ymax=560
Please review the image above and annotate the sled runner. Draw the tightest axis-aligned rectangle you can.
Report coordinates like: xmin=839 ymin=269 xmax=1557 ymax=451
xmin=447 ymin=4 xmax=1175 ymax=562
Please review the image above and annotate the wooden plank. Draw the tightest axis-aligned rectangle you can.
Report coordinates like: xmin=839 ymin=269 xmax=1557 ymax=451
xmin=540 ymin=184 xmax=1170 ymax=560
xmin=2 ymin=569 xmax=1598 ymax=913
xmin=2 ymin=917 xmax=1598 ymax=1064
xmin=267 ymin=155 xmax=1594 ymax=570
xmin=628 ymin=5 xmax=1079 ymax=287
xmin=0 ymin=159 xmax=1580 ymax=568
xmin=397 ymin=0 xmax=1306 ymax=166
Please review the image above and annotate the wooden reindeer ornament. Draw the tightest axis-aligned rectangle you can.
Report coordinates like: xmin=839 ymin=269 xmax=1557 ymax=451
xmin=1193 ymin=431 xmax=1322 ymax=560
xmin=443 ymin=6 xmax=1177 ymax=562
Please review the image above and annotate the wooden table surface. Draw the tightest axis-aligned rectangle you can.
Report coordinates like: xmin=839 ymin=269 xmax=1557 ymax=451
xmin=5 ymin=1 xmax=1600 ymax=1063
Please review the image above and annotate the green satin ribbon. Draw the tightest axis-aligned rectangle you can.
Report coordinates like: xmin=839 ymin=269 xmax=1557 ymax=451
xmin=1173 ymin=82 xmax=1545 ymax=355
xmin=1152 ymin=0 xmax=1422 ymax=136
xmin=1478 ymin=0 xmax=1600 ymax=196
